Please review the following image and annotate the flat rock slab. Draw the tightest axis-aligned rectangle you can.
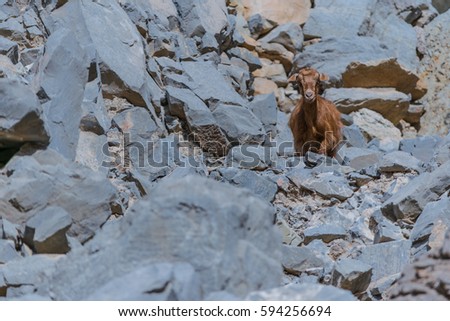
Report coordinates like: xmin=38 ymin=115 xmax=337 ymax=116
xmin=303 ymin=224 xmax=348 ymax=244
xmin=378 ymin=151 xmax=422 ymax=173
xmin=381 ymin=161 xmax=450 ymax=222
xmin=332 ymin=258 xmax=373 ymax=294
xmin=357 ymin=240 xmax=411 ymax=282
xmin=281 ymin=245 xmax=324 ymax=276
xmin=288 ymin=168 xmax=354 ymax=201
xmin=399 ymin=136 xmax=442 ymax=164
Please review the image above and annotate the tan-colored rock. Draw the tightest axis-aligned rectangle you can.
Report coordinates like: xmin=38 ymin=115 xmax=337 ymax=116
xmin=342 ymin=58 xmax=425 ymax=100
xmin=242 ymin=0 xmax=311 ymax=25
xmin=252 ymin=58 xmax=287 ymax=86
xmin=255 ymin=42 xmax=294 ymax=72
xmin=253 ymin=77 xmax=278 ymax=97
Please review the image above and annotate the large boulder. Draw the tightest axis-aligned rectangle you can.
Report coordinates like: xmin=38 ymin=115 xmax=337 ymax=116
xmin=0 ymin=79 xmax=49 ymax=150
xmin=0 ymin=149 xmax=117 ymax=243
xmin=44 ymin=176 xmax=282 ymax=300
xmin=417 ymin=11 xmax=450 ymax=135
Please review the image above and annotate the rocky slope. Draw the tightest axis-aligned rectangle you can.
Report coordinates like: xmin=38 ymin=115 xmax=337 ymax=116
xmin=0 ymin=0 xmax=449 ymax=300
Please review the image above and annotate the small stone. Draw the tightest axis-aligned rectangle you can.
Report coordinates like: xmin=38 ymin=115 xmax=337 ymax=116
xmin=281 ymin=245 xmax=324 ymax=276
xmin=332 ymin=258 xmax=373 ymax=294
xmin=303 ymin=224 xmax=347 ymax=245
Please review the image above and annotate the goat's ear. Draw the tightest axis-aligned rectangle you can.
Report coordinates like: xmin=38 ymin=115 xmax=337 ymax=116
xmin=288 ymin=73 xmax=298 ymax=83
xmin=319 ymin=73 xmax=329 ymax=82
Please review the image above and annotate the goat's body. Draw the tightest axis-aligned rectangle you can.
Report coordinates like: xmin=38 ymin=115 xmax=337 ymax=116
xmin=289 ymin=96 xmax=342 ymax=157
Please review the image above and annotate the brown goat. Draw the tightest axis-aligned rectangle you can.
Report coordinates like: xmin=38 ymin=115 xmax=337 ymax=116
xmin=288 ymin=68 xmax=342 ymax=157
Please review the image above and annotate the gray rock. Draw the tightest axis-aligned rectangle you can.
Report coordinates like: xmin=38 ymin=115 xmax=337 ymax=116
xmin=221 ymin=168 xmax=278 ymax=202
xmin=112 ymin=107 xmax=159 ymax=143
xmin=373 ymin=218 xmax=404 ymax=244
xmin=0 ymin=149 xmax=117 ymax=243
xmin=348 ymin=172 xmax=373 ymax=187
xmin=0 ymin=240 xmax=20 ymax=264
xmin=351 ymin=108 xmax=402 ymax=150
xmin=410 ymin=192 xmax=450 ymax=257
xmin=339 ymin=147 xmax=382 ymax=171
xmin=33 ymin=28 xmax=88 ymax=160
xmin=87 ymin=263 xmax=201 ymax=300
xmin=357 ymin=240 xmax=411 ymax=282
xmin=173 ymin=0 xmax=229 ymax=41
xmin=166 ymin=87 xmax=229 ymax=156
xmin=274 ymin=111 xmax=295 ymax=156
xmin=213 ymin=104 xmax=265 ymax=145
xmin=249 ymin=93 xmax=277 ymax=137
xmin=332 ymin=258 xmax=373 ymax=294
xmin=0 ymin=79 xmax=49 ymax=149
xmin=378 ymin=151 xmax=422 ymax=173
xmin=276 ymin=219 xmax=303 ymax=246
xmin=303 ymin=0 xmax=372 ymax=39
xmin=399 ymin=136 xmax=441 ymax=163
xmin=260 ymin=23 xmax=303 ymax=53
xmin=255 ymin=42 xmax=294 ymax=72
xmin=247 ymin=13 xmax=277 ymax=39
xmin=246 ymin=283 xmax=356 ymax=301
xmin=324 ymin=87 xmax=410 ymax=125
xmin=431 ymin=134 xmax=450 ymax=167
xmin=227 ymin=47 xmax=262 ymax=72
xmin=281 ymin=245 xmax=324 ymax=276
xmin=303 ymin=224 xmax=348 ymax=244
xmin=287 ymin=168 xmax=354 ymax=201
xmin=381 ymin=161 xmax=450 ymax=222
xmin=432 ymin=0 xmax=450 ymax=13
xmin=24 ymin=206 xmax=72 ymax=254
xmin=0 ymin=36 xmax=18 ymax=64
xmin=0 ymin=255 xmax=61 ymax=297
xmin=45 ymin=176 xmax=282 ymax=299
xmin=52 ymin=0 xmax=163 ymax=128
xmin=293 ymin=36 xmax=391 ymax=87
xmin=342 ymin=125 xmax=367 ymax=149
xmin=360 ymin=0 xmax=419 ymax=71
xmin=179 ymin=61 xmax=246 ymax=106
xmin=226 ymin=145 xmax=276 ymax=171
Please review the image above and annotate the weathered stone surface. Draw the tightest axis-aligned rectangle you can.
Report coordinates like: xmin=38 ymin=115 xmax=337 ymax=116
xmin=252 ymin=77 xmax=278 ymax=96
xmin=276 ymin=219 xmax=302 ymax=246
xmin=359 ymin=0 xmax=419 ymax=72
xmin=373 ymin=219 xmax=404 ymax=244
xmin=288 ymin=168 xmax=354 ymax=201
xmin=180 ymin=61 xmax=246 ymax=106
xmin=351 ymin=108 xmax=402 ymax=150
xmin=252 ymin=58 xmax=287 ymax=86
xmin=226 ymin=145 xmax=276 ymax=171
xmin=339 ymin=147 xmax=382 ymax=171
xmin=324 ymin=87 xmax=410 ymax=125
xmin=342 ymin=59 xmax=424 ymax=100
xmin=303 ymin=0 xmax=372 ymax=39
xmin=303 ymin=225 xmax=348 ymax=245
xmin=260 ymin=23 xmax=303 ymax=53
xmin=173 ymin=0 xmax=228 ymax=40
xmin=220 ymin=167 xmax=278 ymax=202
xmin=0 ymin=36 xmax=18 ymax=64
xmin=388 ymin=230 xmax=450 ymax=300
xmin=0 ymin=240 xmax=20 ymax=264
xmin=379 ymin=151 xmax=422 ymax=173
xmin=342 ymin=125 xmax=367 ymax=148
xmin=249 ymin=93 xmax=277 ymax=136
xmin=87 ymin=263 xmax=201 ymax=300
xmin=246 ymin=283 xmax=356 ymax=301
xmin=0 ymin=79 xmax=49 ymax=150
xmin=46 ymin=176 xmax=282 ymax=299
xmin=381 ymin=161 xmax=450 ymax=222
xmin=399 ymin=135 xmax=441 ymax=163
xmin=33 ymin=28 xmax=88 ymax=160
xmin=24 ymin=206 xmax=72 ymax=254
xmin=0 ymin=255 xmax=61 ymax=297
xmin=0 ymin=149 xmax=117 ymax=243
xmin=410 ymin=192 xmax=450 ymax=257
xmin=166 ymin=86 xmax=229 ymax=156
xmin=357 ymin=240 xmax=411 ymax=282
xmin=432 ymin=0 xmax=450 ymax=13
xmin=293 ymin=37 xmax=391 ymax=86
xmin=212 ymin=103 xmax=265 ymax=145
xmin=255 ymin=42 xmax=294 ymax=72
xmin=227 ymin=47 xmax=261 ymax=72
xmin=332 ymin=258 xmax=373 ymax=294
xmin=281 ymin=245 xmax=324 ymax=276
xmin=242 ymin=0 xmax=311 ymax=25
xmin=417 ymin=11 xmax=450 ymax=135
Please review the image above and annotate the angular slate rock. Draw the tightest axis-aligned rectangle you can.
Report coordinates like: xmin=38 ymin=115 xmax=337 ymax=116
xmin=378 ymin=151 xmax=422 ymax=173
xmin=399 ymin=136 xmax=441 ymax=163
xmin=332 ymin=258 xmax=373 ymax=294
xmin=0 ymin=240 xmax=20 ymax=264
xmin=381 ymin=161 xmax=450 ymax=222
xmin=281 ymin=245 xmax=324 ymax=276
xmin=249 ymin=93 xmax=277 ymax=137
xmin=212 ymin=104 xmax=265 ymax=145
xmin=24 ymin=206 xmax=72 ymax=254
xmin=303 ymin=224 xmax=348 ymax=245
xmin=260 ymin=22 xmax=303 ymax=53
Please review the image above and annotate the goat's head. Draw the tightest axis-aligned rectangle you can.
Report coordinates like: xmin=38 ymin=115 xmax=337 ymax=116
xmin=288 ymin=68 xmax=329 ymax=103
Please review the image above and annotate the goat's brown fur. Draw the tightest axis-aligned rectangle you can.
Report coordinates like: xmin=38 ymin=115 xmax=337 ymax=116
xmin=288 ymin=68 xmax=342 ymax=157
